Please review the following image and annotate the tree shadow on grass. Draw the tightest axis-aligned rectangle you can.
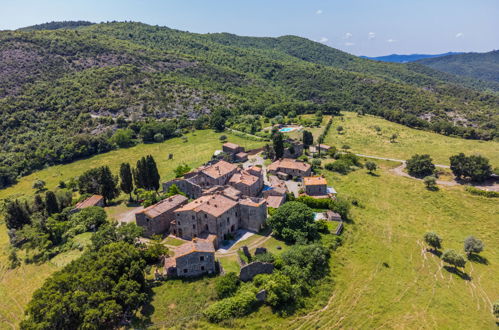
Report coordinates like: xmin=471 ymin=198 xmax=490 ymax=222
xmin=443 ymin=266 xmax=471 ymax=281
xmin=367 ymin=172 xmax=380 ymax=177
xmin=468 ymin=253 xmax=489 ymax=265
xmin=427 ymin=249 xmax=442 ymax=258
xmin=425 ymin=186 xmax=439 ymax=192
xmin=131 ymin=281 xmax=156 ymax=328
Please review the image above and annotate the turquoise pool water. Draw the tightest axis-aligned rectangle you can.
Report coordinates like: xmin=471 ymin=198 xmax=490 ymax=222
xmin=279 ymin=127 xmax=295 ymax=132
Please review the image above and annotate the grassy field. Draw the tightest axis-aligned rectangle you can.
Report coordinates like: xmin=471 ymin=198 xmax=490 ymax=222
xmin=212 ymin=160 xmax=497 ymax=329
xmin=1 ymin=117 xmax=498 ymax=329
xmin=324 ymin=112 xmax=499 ymax=166
xmin=0 ymin=130 xmax=264 ymax=329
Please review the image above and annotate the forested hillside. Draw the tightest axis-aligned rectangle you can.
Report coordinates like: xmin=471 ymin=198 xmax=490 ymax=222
xmin=0 ymin=22 xmax=498 ymax=188
xmin=417 ymin=51 xmax=499 ymax=84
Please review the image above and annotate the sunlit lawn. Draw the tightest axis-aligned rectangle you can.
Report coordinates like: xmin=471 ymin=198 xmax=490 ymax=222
xmin=325 ymin=112 xmax=499 ymax=165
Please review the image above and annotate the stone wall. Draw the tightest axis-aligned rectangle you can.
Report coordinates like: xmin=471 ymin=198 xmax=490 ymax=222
xmin=175 ymin=251 xmax=216 ymax=277
xmin=239 ymin=262 xmax=274 ymax=282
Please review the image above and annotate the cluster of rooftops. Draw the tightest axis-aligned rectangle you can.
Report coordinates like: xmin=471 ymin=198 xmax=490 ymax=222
xmin=74 ymin=141 xmax=338 ymax=277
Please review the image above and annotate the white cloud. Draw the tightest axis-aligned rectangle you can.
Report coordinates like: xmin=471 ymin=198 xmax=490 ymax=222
xmin=368 ymin=32 xmax=376 ymax=40
xmin=344 ymin=32 xmax=353 ymax=39
xmin=386 ymin=38 xmax=396 ymax=43
xmin=455 ymin=32 xmax=464 ymax=38
xmin=318 ymin=37 xmax=329 ymax=43
xmin=316 ymin=9 xmax=323 ymax=15
xmin=345 ymin=42 xmax=355 ymax=46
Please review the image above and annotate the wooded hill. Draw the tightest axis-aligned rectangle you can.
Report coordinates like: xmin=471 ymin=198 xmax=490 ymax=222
xmin=0 ymin=21 xmax=498 ymax=187
xmin=417 ymin=50 xmax=499 ymax=85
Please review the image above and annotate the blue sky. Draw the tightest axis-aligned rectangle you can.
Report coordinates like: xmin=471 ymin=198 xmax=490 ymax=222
xmin=1 ymin=0 xmax=498 ymax=56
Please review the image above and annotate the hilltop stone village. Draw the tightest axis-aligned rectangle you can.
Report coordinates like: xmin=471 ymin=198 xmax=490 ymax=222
xmin=76 ymin=140 xmax=341 ymax=279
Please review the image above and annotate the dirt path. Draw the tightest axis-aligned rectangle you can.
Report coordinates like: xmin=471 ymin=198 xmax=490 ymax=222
xmin=390 ymin=163 xmax=458 ymax=187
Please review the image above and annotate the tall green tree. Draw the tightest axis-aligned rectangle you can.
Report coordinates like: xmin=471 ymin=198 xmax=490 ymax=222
xmin=146 ymin=155 xmax=160 ymax=191
xmin=272 ymin=132 xmax=284 ymax=159
xmin=119 ymin=163 xmax=134 ymax=201
xmin=4 ymin=200 xmax=31 ymax=230
xmin=302 ymin=130 xmax=313 ymax=148
xmin=45 ymin=191 xmax=59 ymax=215
xmin=463 ymin=236 xmax=484 ymax=256
xmin=98 ymin=166 xmax=119 ymax=205
xmin=423 ymin=232 xmax=442 ymax=251
xmin=133 ymin=157 xmax=147 ymax=190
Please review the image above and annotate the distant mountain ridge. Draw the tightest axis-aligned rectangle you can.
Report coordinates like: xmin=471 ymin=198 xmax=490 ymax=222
xmin=362 ymin=52 xmax=463 ymax=63
xmin=417 ymin=50 xmax=499 ymax=84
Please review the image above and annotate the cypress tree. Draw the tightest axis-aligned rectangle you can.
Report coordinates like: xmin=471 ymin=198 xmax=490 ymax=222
xmin=146 ymin=155 xmax=160 ymax=191
xmin=98 ymin=166 xmax=119 ymax=205
xmin=119 ymin=163 xmax=134 ymax=201
xmin=134 ymin=157 xmax=147 ymax=189
xmin=45 ymin=191 xmax=59 ymax=215
xmin=273 ymin=132 xmax=284 ymax=159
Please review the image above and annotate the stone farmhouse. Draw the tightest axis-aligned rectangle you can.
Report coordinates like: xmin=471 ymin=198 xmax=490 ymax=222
xmin=303 ymin=176 xmax=328 ymax=196
xmin=222 ymin=142 xmax=249 ymax=162
xmin=267 ymin=158 xmax=312 ymax=179
xmin=162 ymin=160 xmax=238 ymax=198
xmin=228 ymin=166 xmax=264 ymax=197
xmin=171 ymin=191 xmax=266 ymax=247
xmin=135 ymin=195 xmax=188 ymax=237
xmin=163 ymin=237 xmax=216 ymax=277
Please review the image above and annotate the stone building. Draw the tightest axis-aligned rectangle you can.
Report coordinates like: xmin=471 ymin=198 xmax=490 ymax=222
xmin=135 ymin=194 xmax=188 ymax=237
xmin=303 ymin=176 xmax=328 ymax=196
xmin=164 ymin=238 xmax=216 ymax=277
xmin=172 ymin=192 xmax=267 ymax=247
xmin=222 ymin=142 xmax=244 ymax=155
xmin=239 ymin=198 xmax=267 ymax=232
xmin=162 ymin=160 xmax=237 ymax=198
xmin=229 ymin=166 xmax=263 ymax=197
xmin=318 ymin=144 xmax=332 ymax=153
xmin=267 ymin=158 xmax=312 ymax=178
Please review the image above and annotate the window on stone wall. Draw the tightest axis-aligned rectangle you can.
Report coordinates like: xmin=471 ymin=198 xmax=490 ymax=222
xmin=201 ymin=266 xmax=205 ymax=271
xmin=193 ymin=224 xmax=196 ymax=229
xmin=183 ymin=269 xmax=188 ymax=273
xmin=200 ymin=256 xmax=204 ymax=261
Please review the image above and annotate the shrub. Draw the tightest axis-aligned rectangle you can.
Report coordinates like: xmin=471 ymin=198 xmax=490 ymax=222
xmin=465 ymin=186 xmax=499 ymax=198
xmin=204 ymin=286 xmax=257 ymax=323
xmin=325 ymin=160 xmax=351 ymax=174
xmin=423 ymin=176 xmax=437 ymax=190
xmin=253 ymin=272 xmax=296 ymax=308
xmin=215 ymin=272 xmax=241 ymax=299
xmin=252 ymin=252 xmax=275 ymax=263
xmin=450 ymin=153 xmax=492 ymax=182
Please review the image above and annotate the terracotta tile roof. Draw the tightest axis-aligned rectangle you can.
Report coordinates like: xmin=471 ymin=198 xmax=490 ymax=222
xmin=137 ymin=195 xmax=188 ymax=218
xmin=174 ymin=239 xmax=215 ymax=258
xmin=239 ymin=197 xmax=266 ymax=207
xmin=268 ymin=158 xmax=311 ymax=172
xmin=202 ymin=160 xmax=237 ymax=179
xmin=229 ymin=170 xmax=259 ymax=187
xmin=223 ymin=142 xmax=241 ymax=150
xmin=304 ymin=176 xmax=327 ymax=186
xmin=266 ymin=195 xmax=286 ymax=209
xmin=75 ymin=195 xmax=104 ymax=209
xmin=236 ymin=152 xmax=248 ymax=157
xmin=176 ymin=193 xmax=238 ymax=218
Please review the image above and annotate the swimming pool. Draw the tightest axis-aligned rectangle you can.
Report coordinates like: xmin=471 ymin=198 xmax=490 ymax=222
xmin=279 ymin=127 xmax=295 ymax=132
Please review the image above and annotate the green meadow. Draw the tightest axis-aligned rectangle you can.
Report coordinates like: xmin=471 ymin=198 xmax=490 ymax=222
xmin=1 ymin=117 xmax=498 ymax=328
xmin=324 ymin=112 xmax=499 ymax=166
